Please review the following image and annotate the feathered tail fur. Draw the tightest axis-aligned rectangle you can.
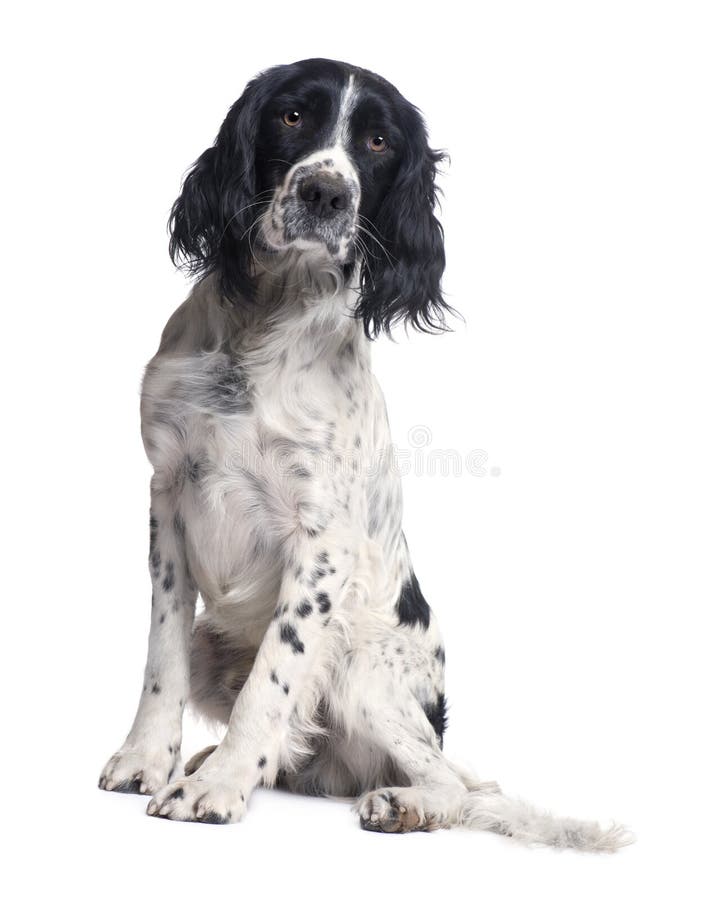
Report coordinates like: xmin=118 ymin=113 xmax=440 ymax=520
xmin=457 ymin=783 xmax=634 ymax=851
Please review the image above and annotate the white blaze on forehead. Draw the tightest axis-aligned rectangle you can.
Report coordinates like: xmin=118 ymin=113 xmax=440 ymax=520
xmin=332 ymin=74 xmax=358 ymax=146
xmin=275 ymin=75 xmax=361 ymax=197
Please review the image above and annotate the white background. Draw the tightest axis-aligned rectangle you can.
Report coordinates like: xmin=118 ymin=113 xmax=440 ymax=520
xmin=3 ymin=1 xmax=725 ymax=897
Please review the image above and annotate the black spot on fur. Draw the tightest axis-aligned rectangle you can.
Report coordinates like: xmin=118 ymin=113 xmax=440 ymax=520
xmin=339 ymin=340 xmax=355 ymax=359
xmin=422 ymin=692 xmax=448 ymax=748
xmin=207 ymin=356 xmax=252 ymax=415
xmin=151 ymin=683 xmax=161 ymax=694
xmin=395 ymin=572 xmax=430 ymax=629
xmin=149 ymin=514 xmax=159 ymax=553
xmin=296 ymin=599 xmax=313 ymax=618
xmin=159 ymin=613 xmax=166 ymax=624
xmin=186 ymin=456 xmax=201 ymax=483
xmin=282 ymin=683 xmax=289 ymax=695
xmin=270 ymin=671 xmax=279 ymax=684
xmin=434 ymin=645 xmax=446 ymax=665
xmin=169 ymin=787 xmax=185 ymax=801
xmin=173 ymin=512 xmax=186 ymax=537
xmin=279 ymin=622 xmax=305 ymax=654
xmin=258 ymin=756 xmax=267 ymax=769
xmin=162 ymin=561 xmax=175 ymax=592
xmin=315 ymin=592 xmax=331 ymax=614
xmin=309 ymin=566 xmax=326 ymax=585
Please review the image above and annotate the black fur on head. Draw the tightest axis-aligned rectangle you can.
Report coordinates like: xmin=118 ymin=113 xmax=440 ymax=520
xmin=169 ymin=58 xmax=452 ymax=337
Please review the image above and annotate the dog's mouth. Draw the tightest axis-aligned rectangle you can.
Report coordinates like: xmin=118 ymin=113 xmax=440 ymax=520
xmin=261 ymin=154 xmax=361 ymax=265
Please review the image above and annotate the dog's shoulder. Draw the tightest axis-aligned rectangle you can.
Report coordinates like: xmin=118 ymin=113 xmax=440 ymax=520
xmin=156 ymin=279 xmax=234 ymax=358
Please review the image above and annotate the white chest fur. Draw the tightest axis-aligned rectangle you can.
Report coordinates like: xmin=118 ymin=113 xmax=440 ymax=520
xmin=139 ymin=281 xmax=399 ymax=640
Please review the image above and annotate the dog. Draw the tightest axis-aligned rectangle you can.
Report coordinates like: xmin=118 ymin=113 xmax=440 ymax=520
xmin=99 ymin=57 xmax=631 ymax=850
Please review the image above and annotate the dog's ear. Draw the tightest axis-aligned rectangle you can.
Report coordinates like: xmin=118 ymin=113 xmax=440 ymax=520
xmin=356 ymin=107 xmax=451 ymax=337
xmin=168 ymin=77 xmax=268 ymax=302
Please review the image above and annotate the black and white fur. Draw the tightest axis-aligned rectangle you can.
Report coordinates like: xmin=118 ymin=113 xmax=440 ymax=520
xmin=99 ymin=58 xmax=631 ymax=850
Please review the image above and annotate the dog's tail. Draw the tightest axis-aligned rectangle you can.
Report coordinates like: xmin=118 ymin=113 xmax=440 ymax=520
xmin=455 ymin=780 xmax=634 ymax=851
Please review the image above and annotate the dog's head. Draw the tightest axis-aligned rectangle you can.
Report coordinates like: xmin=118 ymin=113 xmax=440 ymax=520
xmin=169 ymin=58 xmax=450 ymax=336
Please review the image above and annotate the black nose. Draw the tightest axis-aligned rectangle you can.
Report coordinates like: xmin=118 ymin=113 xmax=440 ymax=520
xmin=298 ymin=174 xmax=349 ymax=218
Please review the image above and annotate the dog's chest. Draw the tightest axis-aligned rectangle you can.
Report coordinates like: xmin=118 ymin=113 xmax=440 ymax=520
xmin=142 ymin=336 xmax=377 ymax=616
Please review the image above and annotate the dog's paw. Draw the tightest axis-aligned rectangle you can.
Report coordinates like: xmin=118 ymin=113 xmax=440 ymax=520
xmin=355 ymin=788 xmax=440 ymax=834
xmin=99 ymin=743 xmax=180 ymax=795
xmin=146 ymin=773 xmax=247 ymax=824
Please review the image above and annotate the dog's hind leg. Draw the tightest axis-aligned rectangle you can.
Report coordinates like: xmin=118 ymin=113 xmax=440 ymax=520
xmin=351 ymin=689 xmax=478 ymax=833
xmin=345 ymin=653 xmax=632 ymax=850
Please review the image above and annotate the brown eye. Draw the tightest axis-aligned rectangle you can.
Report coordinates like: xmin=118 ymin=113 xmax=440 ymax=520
xmin=282 ymin=110 xmax=302 ymax=127
xmin=367 ymin=135 xmax=388 ymax=152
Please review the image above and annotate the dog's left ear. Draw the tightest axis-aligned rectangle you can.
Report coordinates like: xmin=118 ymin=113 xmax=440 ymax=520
xmin=356 ymin=106 xmax=451 ymax=337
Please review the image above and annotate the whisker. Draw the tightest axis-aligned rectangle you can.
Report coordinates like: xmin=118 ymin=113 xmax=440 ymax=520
xmin=353 ymin=237 xmax=376 ymax=293
xmin=356 ymin=223 xmax=397 ymax=266
xmin=220 ymin=191 xmax=276 ymax=240
xmin=358 ymin=214 xmax=388 ymax=244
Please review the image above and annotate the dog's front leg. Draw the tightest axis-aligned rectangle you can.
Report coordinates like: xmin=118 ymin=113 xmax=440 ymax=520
xmin=99 ymin=487 xmax=197 ymax=794
xmin=146 ymin=530 xmax=349 ymax=824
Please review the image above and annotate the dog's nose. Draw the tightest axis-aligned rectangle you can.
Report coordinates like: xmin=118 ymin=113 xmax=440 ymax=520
xmin=298 ymin=174 xmax=350 ymax=218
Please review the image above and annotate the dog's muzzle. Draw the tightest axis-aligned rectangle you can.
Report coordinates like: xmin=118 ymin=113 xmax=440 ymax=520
xmin=266 ymin=154 xmax=360 ymax=262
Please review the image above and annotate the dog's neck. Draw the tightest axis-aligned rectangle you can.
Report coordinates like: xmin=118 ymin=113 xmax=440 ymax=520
xmin=251 ymin=245 xmax=354 ymax=304
xmin=217 ymin=253 xmax=370 ymax=378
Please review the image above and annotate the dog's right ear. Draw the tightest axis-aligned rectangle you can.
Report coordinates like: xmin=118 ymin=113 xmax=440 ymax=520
xmin=168 ymin=75 xmax=269 ymax=302
xmin=168 ymin=145 xmax=225 ymax=282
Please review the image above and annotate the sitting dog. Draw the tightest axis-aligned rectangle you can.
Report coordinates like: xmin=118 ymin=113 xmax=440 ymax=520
xmin=99 ymin=57 xmax=630 ymax=850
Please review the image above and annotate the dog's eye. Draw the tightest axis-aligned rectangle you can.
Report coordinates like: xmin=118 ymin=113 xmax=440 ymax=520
xmin=367 ymin=135 xmax=388 ymax=153
xmin=282 ymin=110 xmax=302 ymax=127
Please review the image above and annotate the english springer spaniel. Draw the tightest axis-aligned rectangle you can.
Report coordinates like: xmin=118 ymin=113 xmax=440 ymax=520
xmin=99 ymin=58 xmax=631 ymax=850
